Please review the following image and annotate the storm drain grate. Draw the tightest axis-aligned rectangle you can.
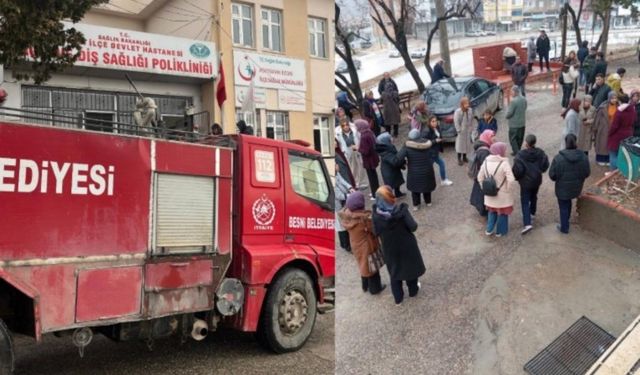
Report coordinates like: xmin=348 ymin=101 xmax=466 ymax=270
xmin=524 ymin=316 xmax=616 ymax=375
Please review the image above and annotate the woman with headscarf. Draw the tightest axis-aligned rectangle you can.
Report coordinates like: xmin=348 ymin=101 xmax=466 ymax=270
xmin=375 ymin=132 xmax=406 ymax=197
xmin=335 ymin=145 xmax=356 ymax=252
xmin=410 ymin=100 xmax=431 ymax=132
xmin=395 ymin=129 xmax=436 ymax=211
xmin=593 ymin=91 xmax=619 ymax=165
xmin=608 ymin=93 xmax=637 ymax=172
xmin=362 ymin=90 xmax=384 ymax=136
xmin=578 ymin=95 xmax=596 ymax=154
xmin=381 ymin=82 xmax=401 ymax=137
xmin=560 ymin=60 xmax=579 ymax=108
xmin=561 ymin=98 xmax=582 ymax=150
xmin=336 ymin=118 xmax=368 ymax=189
xmin=477 ymin=142 xmax=516 ymax=237
xmin=454 ymin=97 xmax=474 ymax=165
xmin=469 ymin=130 xmax=495 ymax=217
xmin=338 ymin=191 xmax=386 ymax=295
xmin=372 ymin=186 xmax=425 ymax=306
xmin=356 ymin=119 xmax=380 ymax=198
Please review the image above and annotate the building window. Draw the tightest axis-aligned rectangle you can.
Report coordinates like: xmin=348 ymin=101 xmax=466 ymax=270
xmin=235 ymin=109 xmax=260 ymax=136
xmin=266 ymin=111 xmax=289 ymax=140
xmin=308 ymin=18 xmax=326 ymax=58
xmin=261 ymin=8 xmax=282 ymax=52
xmin=313 ymin=115 xmax=332 ymax=156
xmin=232 ymin=3 xmax=254 ymax=48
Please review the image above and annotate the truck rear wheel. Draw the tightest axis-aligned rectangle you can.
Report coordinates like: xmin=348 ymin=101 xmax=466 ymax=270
xmin=0 ymin=319 xmax=14 ymax=375
xmin=257 ymin=268 xmax=317 ymax=353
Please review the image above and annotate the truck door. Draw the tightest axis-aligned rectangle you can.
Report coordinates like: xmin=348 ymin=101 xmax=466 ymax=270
xmin=282 ymin=148 xmax=334 ymax=252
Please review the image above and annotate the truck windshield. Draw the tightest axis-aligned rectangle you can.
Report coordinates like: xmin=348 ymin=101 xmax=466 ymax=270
xmin=288 ymin=152 xmax=331 ymax=204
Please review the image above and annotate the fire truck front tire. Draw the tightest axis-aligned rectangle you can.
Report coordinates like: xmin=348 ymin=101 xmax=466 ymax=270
xmin=257 ymin=268 xmax=317 ymax=353
xmin=0 ymin=319 xmax=14 ymax=375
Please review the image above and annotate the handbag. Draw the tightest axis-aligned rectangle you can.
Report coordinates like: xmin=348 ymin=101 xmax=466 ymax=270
xmin=367 ymin=240 xmax=385 ymax=274
xmin=364 ymin=223 xmax=385 ymax=273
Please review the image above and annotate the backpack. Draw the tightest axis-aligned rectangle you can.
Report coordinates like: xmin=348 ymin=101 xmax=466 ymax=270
xmin=481 ymin=160 xmax=505 ymax=197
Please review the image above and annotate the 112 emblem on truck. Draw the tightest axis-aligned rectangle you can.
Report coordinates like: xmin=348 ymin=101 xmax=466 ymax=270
xmin=0 ymin=120 xmax=335 ymax=374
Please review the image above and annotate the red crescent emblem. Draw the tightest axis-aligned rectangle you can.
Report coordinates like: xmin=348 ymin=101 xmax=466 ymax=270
xmin=237 ymin=57 xmax=256 ymax=82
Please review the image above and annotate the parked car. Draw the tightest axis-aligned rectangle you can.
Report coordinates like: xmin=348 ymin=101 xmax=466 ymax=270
xmin=360 ymin=40 xmax=373 ymax=49
xmin=335 ymin=59 xmax=362 ymax=73
xmin=485 ymin=29 xmax=496 ymax=35
xmin=421 ymin=77 xmax=503 ymax=141
xmin=410 ymin=47 xmax=427 ymax=58
xmin=388 ymin=49 xmax=401 ymax=58
xmin=465 ymin=30 xmax=483 ymax=37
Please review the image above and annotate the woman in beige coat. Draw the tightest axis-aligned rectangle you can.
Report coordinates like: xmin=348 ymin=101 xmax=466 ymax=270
xmin=338 ymin=191 xmax=386 ymax=295
xmin=578 ymin=95 xmax=596 ymax=154
xmin=454 ymin=97 xmax=474 ymax=165
xmin=477 ymin=142 xmax=516 ymax=237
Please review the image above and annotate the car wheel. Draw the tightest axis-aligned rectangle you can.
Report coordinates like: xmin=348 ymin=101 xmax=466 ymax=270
xmin=256 ymin=268 xmax=317 ymax=353
xmin=0 ymin=319 xmax=14 ymax=375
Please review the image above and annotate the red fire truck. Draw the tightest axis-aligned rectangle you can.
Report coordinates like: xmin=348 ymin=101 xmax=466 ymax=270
xmin=0 ymin=118 xmax=335 ymax=374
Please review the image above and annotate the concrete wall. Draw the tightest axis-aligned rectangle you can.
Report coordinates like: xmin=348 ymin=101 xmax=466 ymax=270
xmin=577 ymin=196 xmax=640 ymax=253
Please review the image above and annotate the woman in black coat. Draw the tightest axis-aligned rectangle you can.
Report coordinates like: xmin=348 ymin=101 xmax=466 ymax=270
xmin=549 ymin=134 xmax=590 ymax=234
xmin=469 ymin=130 xmax=495 ymax=216
xmin=375 ymin=132 xmax=405 ymax=197
xmin=395 ymin=129 xmax=436 ymax=211
xmin=372 ymin=186 xmax=426 ymax=305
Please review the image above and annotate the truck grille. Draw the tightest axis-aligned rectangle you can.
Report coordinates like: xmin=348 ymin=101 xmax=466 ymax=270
xmin=524 ymin=316 xmax=616 ymax=375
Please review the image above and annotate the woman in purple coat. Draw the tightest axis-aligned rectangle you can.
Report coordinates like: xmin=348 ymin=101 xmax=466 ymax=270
xmin=607 ymin=94 xmax=637 ymax=172
xmin=356 ymin=119 xmax=380 ymax=198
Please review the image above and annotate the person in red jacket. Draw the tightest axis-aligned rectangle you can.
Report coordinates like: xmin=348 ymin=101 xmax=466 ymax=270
xmin=355 ymin=119 xmax=380 ymax=199
xmin=607 ymin=94 xmax=637 ymax=172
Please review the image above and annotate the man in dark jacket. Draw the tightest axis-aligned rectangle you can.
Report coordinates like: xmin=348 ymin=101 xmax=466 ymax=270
xmin=590 ymin=74 xmax=612 ymax=108
xmin=577 ymin=41 xmax=589 ymax=88
xmin=512 ymin=134 xmax=549 ymax=234
xmin=511 ymin=57 xmax=529 ymax=96
xmin=377 ymin=72 xmax=398 ymax=96
xmin=549 ymin=134 xmax=591 ymax=234
xmin=431 ymin=60 xmax=450 ymax=83
xmin=582 ymin=47 xmax=597 ymax=92
xmin=536 ymin=30 xmax=551 ymax=72
xmin=590 ymin=52 xmax=608 ymax=85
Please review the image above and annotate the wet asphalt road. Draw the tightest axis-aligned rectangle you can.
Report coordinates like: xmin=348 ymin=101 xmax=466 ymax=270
xmin=12 ymin=313 xmax=333 ymax=375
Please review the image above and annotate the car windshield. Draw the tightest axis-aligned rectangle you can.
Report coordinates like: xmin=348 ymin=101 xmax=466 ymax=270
xmin=424 ymin=81 xmax=462 ymax=107
xmin=337 ymin=61 xmax=346 ymax=69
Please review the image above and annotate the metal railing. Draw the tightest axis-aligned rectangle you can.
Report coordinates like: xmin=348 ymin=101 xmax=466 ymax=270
xmin=0 ymin=106 xmax=211 ymax=143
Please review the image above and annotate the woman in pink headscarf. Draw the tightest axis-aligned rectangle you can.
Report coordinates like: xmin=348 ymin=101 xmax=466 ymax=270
xmin=469 ymin=130 xmax=496 ymax=216
xmin=477 ymin=142 xmax=516 ymax=237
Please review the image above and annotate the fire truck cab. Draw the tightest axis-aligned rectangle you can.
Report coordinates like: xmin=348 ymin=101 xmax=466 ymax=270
xmin=0 ymin=119 xmax=335 ymax=374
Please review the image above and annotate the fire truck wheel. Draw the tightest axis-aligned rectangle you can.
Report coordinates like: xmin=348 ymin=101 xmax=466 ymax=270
xmin=257 ymin=268 xmax=317 ymax=353
xmin=0 ymin=319 xmax=14 ymax=375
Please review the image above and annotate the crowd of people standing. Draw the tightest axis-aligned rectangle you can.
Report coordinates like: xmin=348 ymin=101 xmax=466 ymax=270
xmin=336 ymin=51 xmax=639 ymax=305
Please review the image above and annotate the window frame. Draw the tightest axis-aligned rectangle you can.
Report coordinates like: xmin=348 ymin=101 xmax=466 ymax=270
xmin=235 ymin=108 xmax=261 ymax=137
xmin=308 ymin=17 xmax=327 ymax=59
xmin=232 ymin=2 xmax=254 ymax=48
xmin=261 ymin=7 xmax=283 ymax=52
xmin=313 ymin=115 xmax=333 ymax=156
xmin=266 ymin=111 xmax=290 ymax=141
xmin=287 ymin=149 xmax=334 ymax=210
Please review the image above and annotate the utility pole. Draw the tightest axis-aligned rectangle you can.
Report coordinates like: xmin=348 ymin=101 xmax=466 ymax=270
xmin=495 ymin=0 xmax=499 ymax=35
xmin=435 ymin=0 xmax=452 ymax=74
xmin=561 ymin=3 xmax=568 ymax=61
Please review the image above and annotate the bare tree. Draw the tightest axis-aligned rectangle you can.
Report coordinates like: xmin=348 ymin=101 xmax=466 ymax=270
xmin=335 ymin=2 xmax=365 ymax=109
xmin=424 ymin=0 xmax=481 ymax=81
xmin=369 ymin=0 xmax=427 ymax=92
